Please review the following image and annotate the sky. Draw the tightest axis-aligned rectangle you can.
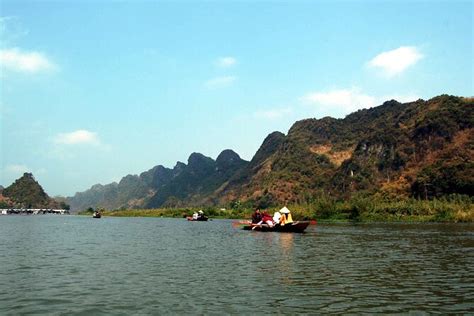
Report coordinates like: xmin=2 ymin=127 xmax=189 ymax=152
xmin=0 ymin=1 xmax=472 ymax=197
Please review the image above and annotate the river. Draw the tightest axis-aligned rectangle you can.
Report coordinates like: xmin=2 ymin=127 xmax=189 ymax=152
xmin=0 ymin=215 xmax=473 ymax=314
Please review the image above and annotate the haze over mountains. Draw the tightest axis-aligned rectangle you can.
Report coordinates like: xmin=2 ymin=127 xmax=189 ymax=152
xmin=63 ymin=95 xmax=473 ymax=211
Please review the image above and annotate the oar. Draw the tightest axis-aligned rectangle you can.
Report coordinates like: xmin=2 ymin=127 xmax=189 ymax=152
xmin=232 ymin=220 xmax=251 ymax=228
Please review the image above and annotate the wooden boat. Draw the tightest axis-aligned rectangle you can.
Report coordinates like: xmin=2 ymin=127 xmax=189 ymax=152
xmin=186 ymin=216 xmax=209 ymax=221
xmin=242 ymin=221 xmax=310 ymax=233
xmin=92 ymin=212 xmax=101 ymax=218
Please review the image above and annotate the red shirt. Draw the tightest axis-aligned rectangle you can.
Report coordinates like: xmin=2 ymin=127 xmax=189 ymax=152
xmin=261 ymin=212 xmax=273 ymax=222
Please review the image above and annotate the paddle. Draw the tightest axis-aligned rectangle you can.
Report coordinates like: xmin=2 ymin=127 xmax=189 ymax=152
xmin=231 ymin=220 xmax=251 ymax=227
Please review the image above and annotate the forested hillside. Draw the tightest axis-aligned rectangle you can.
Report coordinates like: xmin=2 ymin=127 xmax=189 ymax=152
xmin=67 ymin=95 xmax=473 ymax=211
xmin=0 ymin=173 xmax=68 ymax=209
xmin=211 ymin=95 xmax=472 ymax=207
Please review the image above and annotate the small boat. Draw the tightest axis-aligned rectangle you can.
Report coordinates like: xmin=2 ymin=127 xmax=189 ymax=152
xmin=242 ymin=221 xmax=310 ymax=233
xmin=186 ymin=216 xmax=208 ymax=221
xmin=187 ymin=210 xmax=208 ymax=221
xmin=92 ymin=212 xmax=101 ymax=218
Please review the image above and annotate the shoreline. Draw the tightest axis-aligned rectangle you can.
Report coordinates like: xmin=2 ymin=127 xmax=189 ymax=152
xmin=75 ymin=207 xmax=474 ymax=223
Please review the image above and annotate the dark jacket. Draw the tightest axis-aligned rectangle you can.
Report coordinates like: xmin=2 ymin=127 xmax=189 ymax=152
xmin=251 ymin=211 xmax=262 ymax=224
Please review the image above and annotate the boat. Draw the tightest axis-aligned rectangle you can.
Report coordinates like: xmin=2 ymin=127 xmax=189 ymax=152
xmin=187 ymin=210 xmax=208 ymax=221
xmin=242 ymin=221 xmax=310 ymax=233
xmin=92 ymin=211 xmax=101 ymax=218
xmin=186 ymin=216 xmax=208 ymax=221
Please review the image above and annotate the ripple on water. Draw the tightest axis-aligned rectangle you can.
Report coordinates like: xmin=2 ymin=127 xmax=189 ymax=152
xmin=0 ymin=217 xmax=473 ymax=314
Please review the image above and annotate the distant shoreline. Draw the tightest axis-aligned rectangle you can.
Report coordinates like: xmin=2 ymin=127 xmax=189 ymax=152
xmin=77 ymin=197 xmax=474 ymax=223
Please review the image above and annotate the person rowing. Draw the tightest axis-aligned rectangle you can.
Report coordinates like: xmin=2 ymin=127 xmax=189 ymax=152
xmin=252 ymin=210 xmax=274 ymax=229
xmin=251 ymin=208 xmax=262 ymax=224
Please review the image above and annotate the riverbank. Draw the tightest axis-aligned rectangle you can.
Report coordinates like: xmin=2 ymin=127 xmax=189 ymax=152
xmin=78 ymin=195 xmax=474 ymax=223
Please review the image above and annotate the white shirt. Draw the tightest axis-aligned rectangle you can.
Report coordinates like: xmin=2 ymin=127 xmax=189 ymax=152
xmin=273 ymin=212 xmax=282 ymax=223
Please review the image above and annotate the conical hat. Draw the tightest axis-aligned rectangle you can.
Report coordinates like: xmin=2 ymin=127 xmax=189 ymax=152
xmin=279 ymin=206 xmax=291 ymax=214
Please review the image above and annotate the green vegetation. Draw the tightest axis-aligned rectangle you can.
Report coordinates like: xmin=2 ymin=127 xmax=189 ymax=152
xmin=78 ymin=194 xmax=473 ymax=223
xmin=2 ymin=173 xmax=51 ymax=208
xmin=1 ymin=172 xmax=69 ymax=209
xmin=295 ymin=194 xmax=474 ymax=223
xmin=79 ymin=206 xmax=250 ymax=219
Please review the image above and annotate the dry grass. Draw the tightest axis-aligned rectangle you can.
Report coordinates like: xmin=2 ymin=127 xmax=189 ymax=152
xmin=309 ymin=144 xmax=354 ymax=166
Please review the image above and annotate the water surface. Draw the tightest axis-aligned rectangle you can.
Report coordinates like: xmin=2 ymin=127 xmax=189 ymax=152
xmin=0 ymin=216 xmax=473 ymax=314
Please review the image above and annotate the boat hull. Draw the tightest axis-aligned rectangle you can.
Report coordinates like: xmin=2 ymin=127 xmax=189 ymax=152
xmin=186 ymin=216 xmax=209 ymax=221
xmin=242 ymin=221 xmax=310 ymax=233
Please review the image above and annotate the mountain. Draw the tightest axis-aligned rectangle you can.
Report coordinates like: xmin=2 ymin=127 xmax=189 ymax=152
xmin=215 ymin=95 xmax=473 ymax=206
xmin=1 ymin=173 xmax=66 ymax=209
xmin=67 ymin=164 xmax=173 ymax=211
xmin=211 ymin=131 xmax=286 ymax=205
xmin=67 ymin=95 xmax=473 ymax=211
xmin=67 ymin=149 xmax=248 ymax=211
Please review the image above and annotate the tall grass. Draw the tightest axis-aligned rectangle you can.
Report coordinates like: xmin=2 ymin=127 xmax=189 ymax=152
xmin=78 ymin=194 xmax=473 ymax=223
xmin=299 ymin=194 xmax=474 ymax=222
xmin=93 ymin=207 xmax=252 ymax=219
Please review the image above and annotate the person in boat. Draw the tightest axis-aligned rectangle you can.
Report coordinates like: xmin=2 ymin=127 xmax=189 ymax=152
xmin=192 ymin=211 xmax=198 ymax=220
xmin=197 ymin=210 xmax=204 ymax=220
xmin=273 ymin=211 xmax=282 ymax=225
xmin=262 ymin=211 xmax=274 ymax=227
xmin=253 ymin=210 xmax=274 ymax=229
xmin=251 ymin=208 xmax=262 ymax=224
xmin=279 ymin=207 xmax=293 ymax=225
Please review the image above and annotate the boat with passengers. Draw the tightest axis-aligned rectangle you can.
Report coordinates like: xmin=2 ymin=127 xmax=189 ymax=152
xmin=241 ymin=206 xmax=311 ymax=233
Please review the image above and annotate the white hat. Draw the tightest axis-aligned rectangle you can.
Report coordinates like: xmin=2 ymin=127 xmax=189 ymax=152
xmin=198 ymin=210 xmax=203 ymax=214
xmin=279 ymin=206 xmax=291 ymax=214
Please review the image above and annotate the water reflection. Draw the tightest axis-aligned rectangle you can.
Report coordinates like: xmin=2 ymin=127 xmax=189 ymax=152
xmin=279 ymin=232 xmax=295 ymax=254
xmin=276 ymin=233 xmax=295 ymax=285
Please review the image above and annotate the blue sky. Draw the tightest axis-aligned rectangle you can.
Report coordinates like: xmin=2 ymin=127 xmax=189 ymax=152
xmin=1 ymin=1 xmax=472 ymax=196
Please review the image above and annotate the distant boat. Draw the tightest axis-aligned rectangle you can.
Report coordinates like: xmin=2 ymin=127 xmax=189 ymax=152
xmin=92 ymin=211 xmax=101 ymax=218
xmin=187 ymin=210 xmax=208 ymax=221
xmin=186 ymin=216 xmax=208 ymax=221
xmin=242 ymin=221 xmax=310 ymax=233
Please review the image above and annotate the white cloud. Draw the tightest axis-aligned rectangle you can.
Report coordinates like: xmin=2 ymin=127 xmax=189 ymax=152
xmin=204 ymin=76 xmax=236 ymax=89
xmin=254 ymin=107 xmax=292 ymax=120
xmin=54 ymin=130 xmax=101 ymax=146
xmin=216 ymin=56 xmax=237 ymax=68
xmin=368 ymin=46 xmax=423 ymax=77
xmin=301 ymin=88 xmax=420 ymax=116
xmin=301 ymin=88 xmax=378 ymax=112
xmin=0 ymin=48 xmax=57 ymax=73
xmin=49 ymin=130 xmax=111 ymax=161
